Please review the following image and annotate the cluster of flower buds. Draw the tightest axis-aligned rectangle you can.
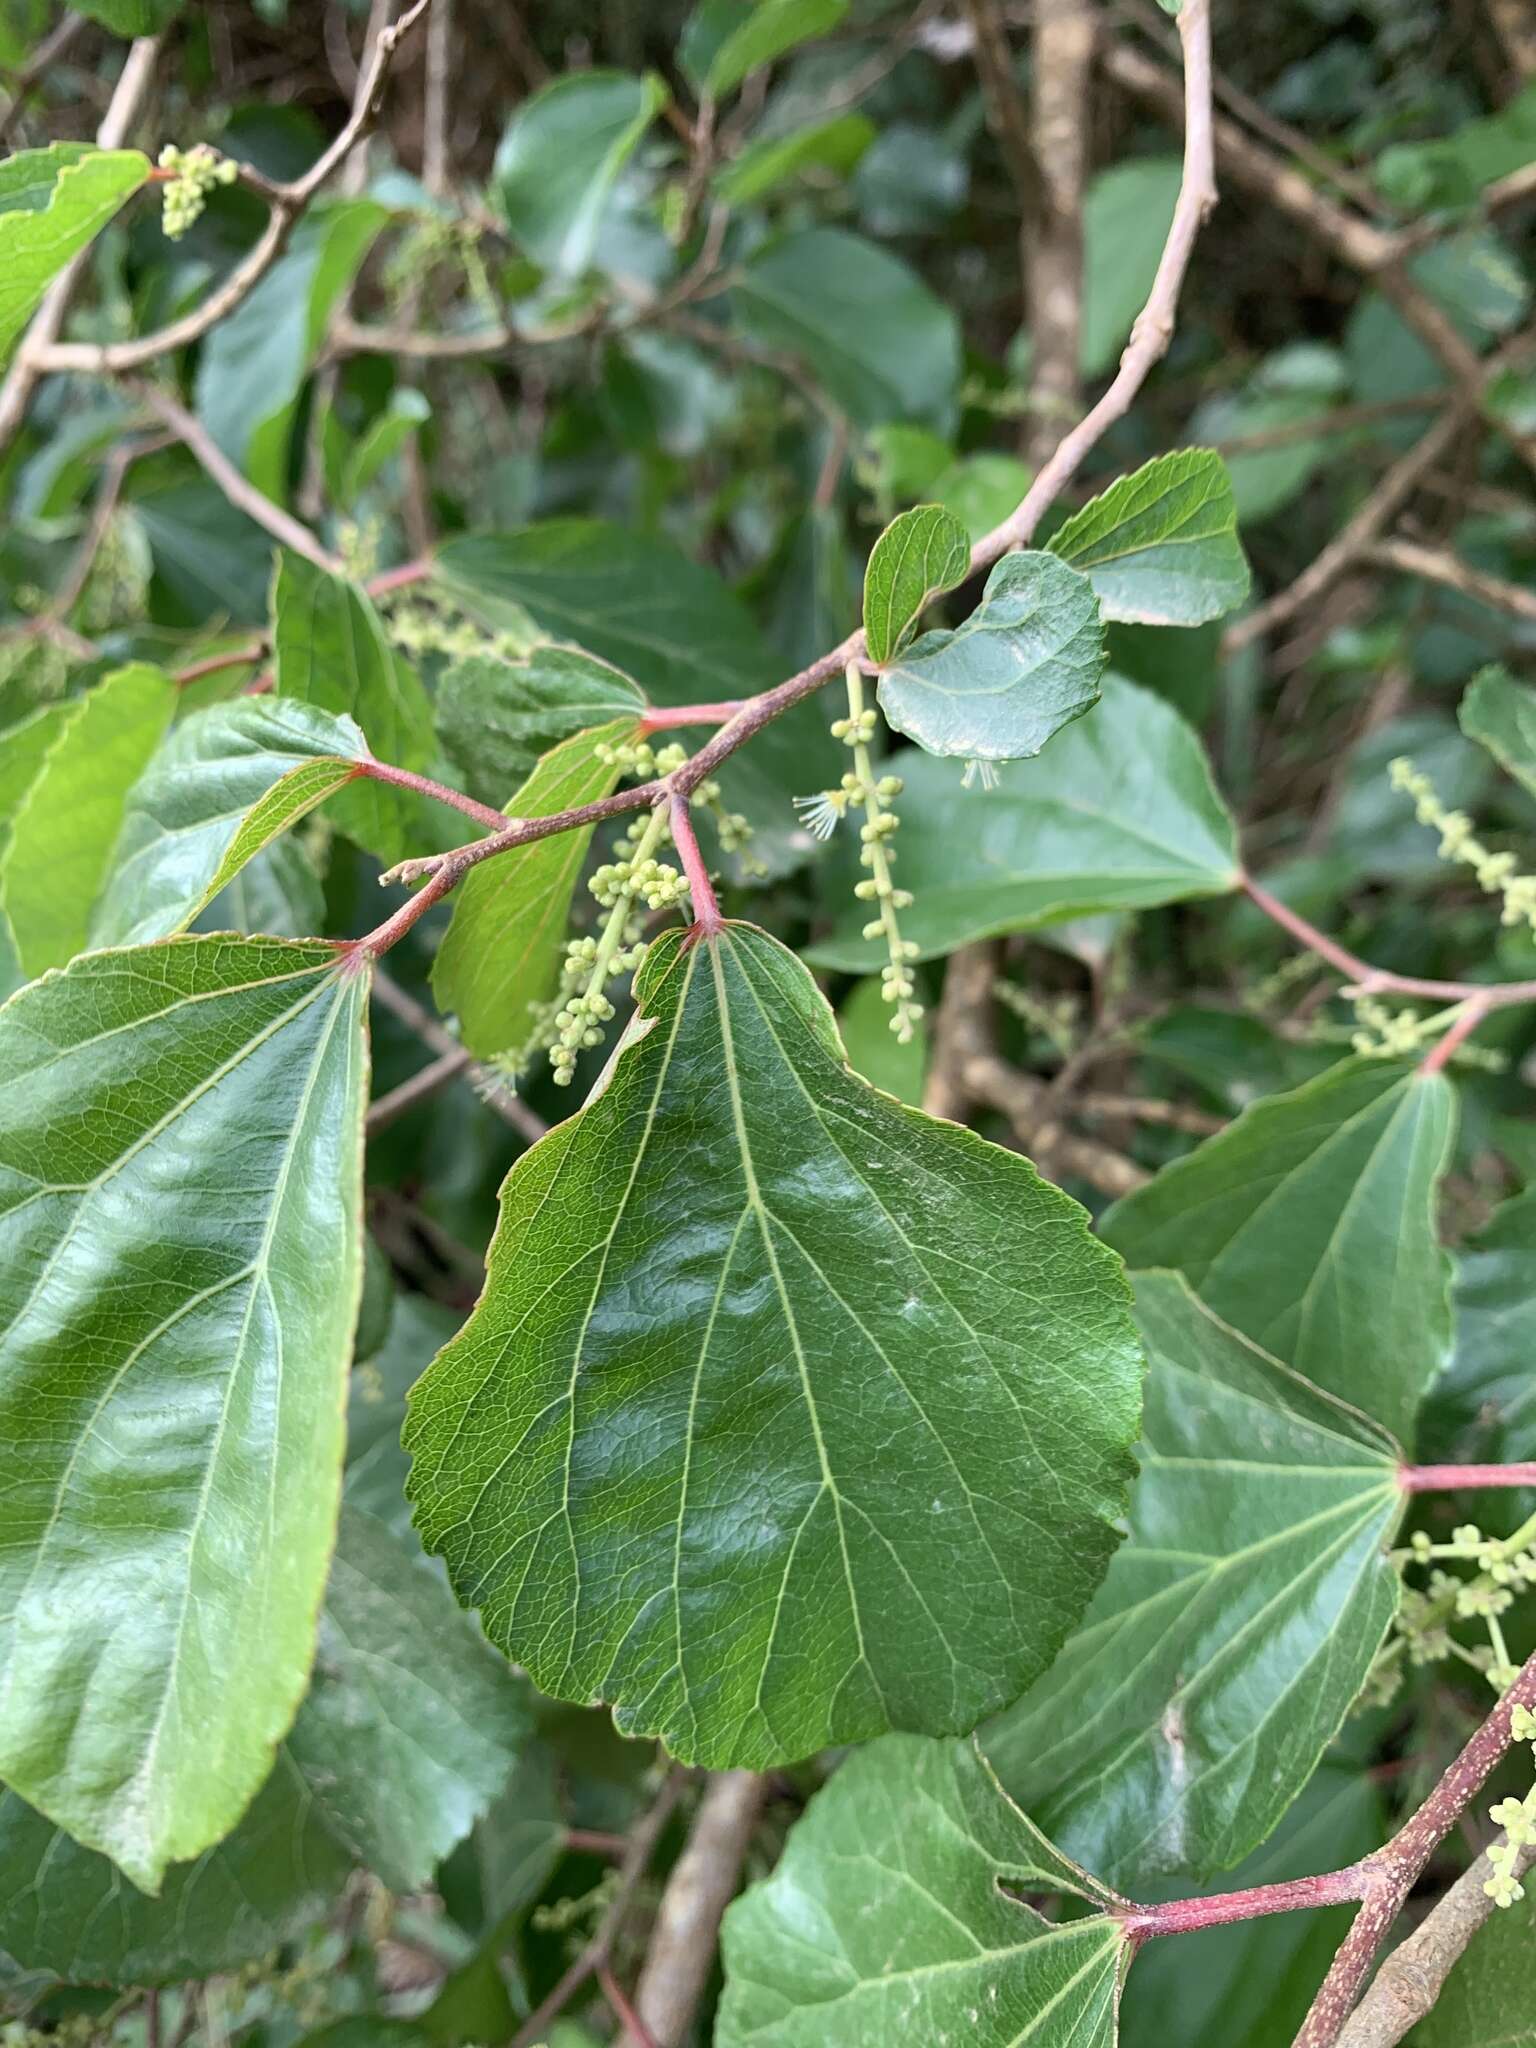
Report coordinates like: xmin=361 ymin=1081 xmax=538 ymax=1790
xmin=1486 ymin=1723 xmax=1536 ymax=1908
xmin=385 ymin=600 xmax=536 ymax=663
xmin=157 ymin=143 xmax=238 ymax=239
xmin=548 ymin=805 xmax=683 ymax=1085
xmin=1390 ymin=756 xmax=1536 ymax=932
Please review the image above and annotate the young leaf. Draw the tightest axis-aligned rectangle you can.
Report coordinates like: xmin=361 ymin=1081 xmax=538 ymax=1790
xmin=732 ymin=227 xmax=962 ymax=428
xmin=90 ymin=697 xmax=370 ymax=947
xmin=0 ymin=661 xmax=174 ymax=974
xmin=431 ymin=714 xmax=639 ymax=1060
xmin=493 ymin=71 xmax=667 ymax=277
xmin=1104 ymin=1058 xmax=1458 ymax=1445
xmin=0 ymin=146 xmax=151 ymax=367
xmin=717 ymin=1734 xmax=1131 ymax=2047
xmin=985 ymin=1273 xmax=1403 ymax=1891
xmin=0 ymin=936 xmax=371 ymax=1890
xmin=435 ymin=644 xmax=646 ymax=808
xmin=286 ymin=1505 xmax=533 ymax=1893
xmin=407 ymin=923 xmax=1142 ymax=1770
xmin=876 ymin=549 xmax=1105 ymax=763
xmin=683 ymin=0 xmax=848 ymax=99
xmin=272 ymin=553 xmax=435 ymax=866
xmin=814 ymin=674 xmax=1237 ymax=968
xmin=862 ymin=502 xmax=971 ymax=664
xmin=1459 ymin=662 xmax=1536 ymax=798
xmin=194 ymin=201 xmax=387 ymax=501
xmin=1047 ymin=450 xmax=1251 ymax=627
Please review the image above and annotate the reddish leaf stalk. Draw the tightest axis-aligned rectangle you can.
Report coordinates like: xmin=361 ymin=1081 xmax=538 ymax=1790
xmin=1121 ymin=1864 xmax=1370 ymax=1942
xmin=670 ymin=794 xmax=722 ymax=935
xmin=357 ymin=756 xmax=507 ymax=830
xmin=366 ymin=555 xmax=432 ymax=597
xmin=1400 ymin=1462 xmax=1536 ymax=1493
xmin=1417 ymin=996 xmax=1493 ymax=1075
xmin=639 ymin=701 xmax=746 ymax=733
xmin=600 ymin=1964 xmax=659 ymax=2048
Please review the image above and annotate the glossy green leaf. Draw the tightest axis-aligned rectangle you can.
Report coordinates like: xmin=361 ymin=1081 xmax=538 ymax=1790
xmin=1081 ymin=158 xmax=1183 ymax=378
xmin=272 ymin=553 xmax=435 ymax=866
xmin=713 ymin=114 xmax=874 ymax=206
xmin=493 ymin=71 xmax=666 ymax=277
xmin=717 ymin=1734 xmax=1130 ymax=2047
xmin=91 ymin=698 xmax=370 ymax=947
xmin=435 ymin=644 xmax=645 ymax=809
xmin=195 ymin=201 xmax=387 ymax=500
xmin=684 ymin=0 xmax=847 ymax=97
xmin=732 ymin=227 xmax=961 ymax=428
xmin=407 ymin=922 xmax=1141 ymax=1769
xmin=0 ymin=1757 xmax=352 ymax=1987
xmin=1048 ymin=451 xmax=1251 ymax=627
xmin=287 ymin=1505 xmax=533 ymax=1893
xmin=0 ymin=936 xmax=371 ymax=1890
xmin=814 ymin=677 xmax=1239 ymax=968
xmin=985 ymin=1273 xmax=1402 ymax=1890
xmin=862 ymin=502 xmax=970 ymax=664
xmin=431 ymin=520 xmax=840 ymax=876
xmin=1422 ymin=1187 xmax=1536 ymax=1468
xmin=1105 ymin=1058 xmax=1458 ymax=1444
xmin=877 ymin=549 xmax=1104 ymax=763
xmin=432 ymin=715 xmax=637 ymax=1060
xmin=0 ymin=146 xmax=150 ymax=367
xmin=1459 ymin=662 xmax=1536 ymax=798
xmin=1409 ymin=1883 xmax=1536 ymax=2045
xmin=0 ymin=662 xmax=174 ymax=974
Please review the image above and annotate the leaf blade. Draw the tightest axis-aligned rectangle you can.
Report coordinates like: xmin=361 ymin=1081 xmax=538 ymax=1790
xmin=1047 ymin=450 xmax=1251 ymax=627
xmin=863 ymin=502 xmax=971 ymax=665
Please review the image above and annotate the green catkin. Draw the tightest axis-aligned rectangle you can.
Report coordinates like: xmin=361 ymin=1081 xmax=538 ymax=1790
xmin=1390 ymin=756 xmax=1536 ymax=932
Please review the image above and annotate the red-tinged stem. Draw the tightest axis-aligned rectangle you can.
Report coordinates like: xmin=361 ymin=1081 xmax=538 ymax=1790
xmin=1121 ymin=1865 xmax=1370 ymax=1943
xmin=1418 ymin=997 xmax=1492 ymax=1075
xmin=366 ymin=556 xmax=432 ymax=597
xmin=352 ymin=851 xmax=471 ymax=958
xmin=1401 ymin=1462 xmax=1536 ymax=1493
xmin=1241 ymin=873 xmax=1536 ymax=1009
xmin=173 ymin=641 xmax=269 ymax=687
xmin=671 ymin=793 xmax=723 ymax=935
xmin=599 ymin=1965 xmax=659 ymax=2048
xmin=358 ymin=756 xmax=507 ymax=830
xmin=639 ymin=701 xmax=746 ymax=733
xmin=564 ymin=1828 xmax=631 ymax=1858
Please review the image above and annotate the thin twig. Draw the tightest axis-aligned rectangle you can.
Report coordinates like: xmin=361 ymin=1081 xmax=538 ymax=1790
xmin=366 ymin=1046 xmax=471 ymax=1133
xmin=0 ymin=9 xmax=88 ymax=147
xmin=371 ymin=971 xmax=546 ymax=1144
xmin=1362 ymin=535 xmax=1536 ymax=625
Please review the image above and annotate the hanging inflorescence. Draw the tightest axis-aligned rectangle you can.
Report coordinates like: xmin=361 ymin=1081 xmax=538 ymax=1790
xmin=1391 ymin=756 xmax=1536 ymax=932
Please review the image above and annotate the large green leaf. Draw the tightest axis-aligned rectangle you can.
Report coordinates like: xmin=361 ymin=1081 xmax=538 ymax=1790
xmin=435 ymin=645 xmax=646 ymax=809
xmin=812 ymin=675 xmax=1239 ymax=969
xmin=91 ymin=698 xmax=370 ymax=947
xmin=717 ymin=1734 xmax=1131 ymax=2047
xmin=0 ymin=146 xmax=150 ymax=368
xmin=195 ymin=200 xmax=387 ymax=501
xmin=876 ymin=549 xmax=1104 ymax=764
xmin=431 ymin=520 xmax=841 ymax=876
xmin=683 ymin=0 xmax=847 ymax=97
xmin=0 ymin=663 xmax=174 ymax=974
xmin=1459 ymin=662 xmax=1536 ymax=798
xmin=272 ymin=553 xmax=435 ymax=866
xmin=432 ymin=715 xmax=638 ymax=1060
xmin=493 ymin=71 xmax=666 ymax=277
xmin=286 ymin=1505 xmax=532 ymax=1893
xmin=0 ymin=936 xmax=371 ymax=1890
xmin=1047 ymin=452 xmax=1251 ymax=628
xmin=1104 ymin=1058 xmax=1458 ymax=1445
xmin=406 ymin=923 xmax=1141 ymax=1769
xmin=1409 ymin=1885 xmax=1536 ymax=2045
xmin=862 ymin=502 xmax=970 ymax=664
xmin=732 ymin=227 xmax=961 ymax=428
xmin=1421 ymin=1186 xmax=1536 ymax=1468
xmin=985 ymin=1273 xmax=1402 ymax=1891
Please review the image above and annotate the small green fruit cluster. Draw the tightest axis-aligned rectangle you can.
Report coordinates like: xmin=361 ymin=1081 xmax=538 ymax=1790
xmin=158 ymin=143 xmax=237 ymax=239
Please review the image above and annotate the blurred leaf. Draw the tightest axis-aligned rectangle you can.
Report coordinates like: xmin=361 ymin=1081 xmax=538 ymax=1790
xmin=70 ymin=0 xmax=183 ymax=28
xmin=714 ymin=112 xmax=873 ymax=205
xmin=1460 ymin=662 xmax=1536 ymax=798
xmin=813 ymin=676 xmax=1238 ymax=968
xmin=432 ymin=715 xmax=637 ymax=1061
xmin=0 ymin=145 xmax=150 ymax=367
xmin=852 ymin=120 xmax=969 ymax=237
xmin=92 ymin=697 xmax=369 ymax=946
xmin=718 ymin=1734 xmax=1130 ymax=2047
xmin=931 ymin=451 xmax=1032 ymax=543
xmin=0 ymin=661 xmax=174 ymax=974
xmin=1376 ymin=80 xmax=1536 ymax=212
xmin=732 ymin=227 xmax=961 ymax=428
xmin=342 ymin=387 xmax=431 ymax=508
xmin=863 ymin=502 xmax=970 ymax=663
xmin=1421 ymin=1186 xmax=1536 ymax=1469
xmin=1081 ymin=157 xmax=1182 ymax=378
xmin=837 ymin=974 xmax=927 ymax=1104
xmin=272 ymin=553 xmax=435 ymax=866
xmin=1048 ymin=451 xmax=1251 ymax=626
xmin=435 ymin=644 xmax=645 ymax=809
xmin=682 ymin=0 xmax=847 ymax=98
xmin=1408 ymin=1882 xmax=1536 ymax=2044
xmin=195 ymin=200 xmax=387 ymax=500
xmin=494 ymin=71 xmax=666 ymax=277
xmin=1191 ymin=344 xmax=1349 ymax=524
xmin=986 ymin=1273 xmax=1401 ymax=1890
xmin=876 ymin=549 xmax=1104 ymax=763
xmin=1105 ymin=1058 xmax=1458 ymax=1443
